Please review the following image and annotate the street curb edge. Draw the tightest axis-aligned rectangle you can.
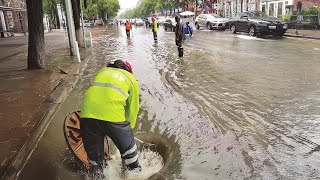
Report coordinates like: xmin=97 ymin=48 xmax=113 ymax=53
xmin=1 ymin=56 xmax=90 ymax=180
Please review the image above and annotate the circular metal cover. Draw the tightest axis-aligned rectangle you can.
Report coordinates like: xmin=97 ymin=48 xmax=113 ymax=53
xmin=63 ymin=111 xmax=111 ymax=170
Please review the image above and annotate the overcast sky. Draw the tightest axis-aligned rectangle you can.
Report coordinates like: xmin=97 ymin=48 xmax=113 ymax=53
xmin=119 ymin=0 xmax=139 ymax=10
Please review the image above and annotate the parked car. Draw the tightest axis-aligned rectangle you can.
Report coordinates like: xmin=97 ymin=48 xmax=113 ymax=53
xmin=164 ymin=18 xmax=176 ymax=31
xmin=135 ymin=19 xmax=144 ymax=26
xmin=146 ymin=17 xmax=153 ymax=27
xmin=120 ymin=19 xmax=126 ymax=25
xmin=83 ymin=20 xmax=94 ymax=27
xmin=107 ymin=19 xmax=115 ymax=25
xmin=157 ymin=16 xmax=166 ymax=25
xmin=195 ymin=14 xmax=229 ymax=30
xmin=94 ymin=19 xmax=103 ymax=26
xmin=228 ymin=11 xmax=287 ymax=37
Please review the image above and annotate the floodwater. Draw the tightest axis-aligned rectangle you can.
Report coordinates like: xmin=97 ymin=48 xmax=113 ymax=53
xmin=18 ymin=26 xmax=320 ymax=180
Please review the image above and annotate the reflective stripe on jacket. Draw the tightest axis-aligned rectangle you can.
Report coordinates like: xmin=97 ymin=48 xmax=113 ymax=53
xmin=80 ymin=67 xmax=140 ymax=129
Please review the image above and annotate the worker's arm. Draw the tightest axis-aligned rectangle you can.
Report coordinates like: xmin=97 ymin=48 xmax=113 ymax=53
xmin=125 ymin=80 xmax=140 ymax=129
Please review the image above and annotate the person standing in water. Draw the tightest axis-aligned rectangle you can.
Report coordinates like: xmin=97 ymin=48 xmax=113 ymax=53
xmin=80 ymin=60 xmax=141 ymax=175
xmin=175 ymin=16 xmax=184 ymax=57
xmin=151 ymin=17 xmax=158 ymax=42
xmin=125 ymin=20 xmax=132 ymax=38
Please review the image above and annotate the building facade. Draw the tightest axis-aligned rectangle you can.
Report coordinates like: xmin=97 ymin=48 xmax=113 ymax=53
xmin=261 ymin=0 xmax=320 ymax=18
xmin=261 ymin=0 xmax=295 ymax=17
xmin=193 ymin=0 xmax=318 ymax=18
xmin=293 ymin=0 xmax=320 ymax=11
xmin=216 ymin=0 xmax=260 ymax=17
xmin=0 ymin=0 xmax=27 ymax=33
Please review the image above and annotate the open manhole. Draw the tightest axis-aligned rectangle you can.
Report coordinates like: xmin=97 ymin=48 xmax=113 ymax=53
xmin=134 ymin=133 xmax=175 ymax=180
xmin=64 ymin=112 xmax=175 ymax=179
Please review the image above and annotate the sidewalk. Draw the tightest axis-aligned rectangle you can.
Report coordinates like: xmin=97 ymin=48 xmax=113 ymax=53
xmin=0 ymin=29 xmax=88 ymax=178
xmin=285 ymin=29 xmax=320 ymax=40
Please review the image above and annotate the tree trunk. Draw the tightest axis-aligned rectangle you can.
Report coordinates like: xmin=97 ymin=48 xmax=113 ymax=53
xmin=84 ymin=0 xmax=87 ymax=8
xmin=71 ymin=0 xmax=84 ymax=47
xmin=26 ymin=0 xmax=45 ymax=69
xmin=54 ymin=4 xmax=60 ymax=29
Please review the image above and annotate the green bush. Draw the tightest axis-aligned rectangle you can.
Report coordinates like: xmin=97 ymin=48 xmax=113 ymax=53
xmin=301 ymin=7 xmax=320 ymax=15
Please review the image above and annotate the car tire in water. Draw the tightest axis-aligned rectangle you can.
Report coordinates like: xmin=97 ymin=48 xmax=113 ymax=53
xmin=195 ymin=23 xmax=200 ymax=30
xmin=273 ymin=31 xmax=285 ymax=37
xmin=231 ymin=24 xmax=236 ymax=34
xmin=206 ymin=22 xmax=211 ymax=30
xmin=249 ymin=26 xmax=256 ymax=37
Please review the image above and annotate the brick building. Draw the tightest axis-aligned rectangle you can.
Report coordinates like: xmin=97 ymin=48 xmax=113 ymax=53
xmin=216 ymin=0 xmax=260 ymax=17
xmin=294 ymin=0 xmax=320 ymax=10
xmin=0 ymin=0 xmax=28 ymax=34
xmin=261 ymin=0 xmax=320 ymax=17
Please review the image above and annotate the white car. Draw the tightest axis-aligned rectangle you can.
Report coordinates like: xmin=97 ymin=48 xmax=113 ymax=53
xmin=94 ymin=19 xmax=103 ymax=26
xmin=157 ymin=16 xmax=166 ymax=25
xmin=135 ymin=19 xmax=144 ymax=26
xmin=195 ymin=14 xmax=229 ymax=30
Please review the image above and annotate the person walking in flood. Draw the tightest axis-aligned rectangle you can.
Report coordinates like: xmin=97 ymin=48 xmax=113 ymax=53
xmin=175 ymin=16 xmax=184 ymax=57
xmin=80 ymin=60 xmax=140 ymax=175
xmin=125 ymin=20 xmax=132 ymax=38
xmin=151 ymin=17 xmax=158 ymax=42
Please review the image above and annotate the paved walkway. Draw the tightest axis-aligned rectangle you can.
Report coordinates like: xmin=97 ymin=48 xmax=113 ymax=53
xmin=285 ymin=29 xmax=320 ymax=39
xmin=0 ymin=29 xmax=81 ymax=177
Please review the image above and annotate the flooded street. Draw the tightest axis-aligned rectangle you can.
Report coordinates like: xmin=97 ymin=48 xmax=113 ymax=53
xmin=18 ymin=26 xmax=320 ymax=180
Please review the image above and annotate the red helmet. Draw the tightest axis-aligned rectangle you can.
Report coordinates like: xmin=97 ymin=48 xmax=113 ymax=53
xmin=107 ymin=60 xmax=133 ymax=74
xmin=125 ymin=61 xmax=133 ymax=74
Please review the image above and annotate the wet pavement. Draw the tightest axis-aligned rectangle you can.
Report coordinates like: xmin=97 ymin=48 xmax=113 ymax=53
xmin=0 ymin=30 xmax=76 ymax=177
xmin=16 ymin=26 xmax=320 ymax=180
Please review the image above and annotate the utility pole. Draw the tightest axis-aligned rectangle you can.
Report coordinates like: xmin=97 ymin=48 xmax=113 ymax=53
xmin=65 ymin=0 xmax=76 ymax=56
xmin=80 ymin=0 xmax=86 ymax=48
xmin=194 ymin=0 xmax=197 ymax=16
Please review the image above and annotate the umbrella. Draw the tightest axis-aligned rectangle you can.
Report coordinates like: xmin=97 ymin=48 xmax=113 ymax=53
xmin=179 ymin=11 xmax=195 ymax=16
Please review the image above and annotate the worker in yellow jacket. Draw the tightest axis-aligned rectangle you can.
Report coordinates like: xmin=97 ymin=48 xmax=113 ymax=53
xmin=152 ymin=17 xmax=158 ymax=42
xmin=80 ymin=60 xmax=140 ymax=173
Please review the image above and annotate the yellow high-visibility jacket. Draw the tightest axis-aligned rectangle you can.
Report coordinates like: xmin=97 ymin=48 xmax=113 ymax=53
xmin=80 ymin=67 xmax=140 ymax=129
xmin=153 ymin=20 xmax=158 ymax=32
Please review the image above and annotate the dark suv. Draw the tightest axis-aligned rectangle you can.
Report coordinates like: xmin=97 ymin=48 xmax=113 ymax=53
xmin=228 ymin=11 xmax=287 ymax=37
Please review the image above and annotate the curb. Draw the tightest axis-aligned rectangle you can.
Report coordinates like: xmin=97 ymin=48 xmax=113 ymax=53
xmin=1 ymin=56 xmax=89 ymax=180
xmin=284 ymin=34 xmax=320 ymax=40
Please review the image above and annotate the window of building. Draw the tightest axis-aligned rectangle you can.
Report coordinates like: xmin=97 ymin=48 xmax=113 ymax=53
xmin=278 ymin=2 xmax=283 ymax=18
xmin=269 ymin=3 xmax=274 ymax=17
xmin=262 ymin=4 xmax=266 ymax=13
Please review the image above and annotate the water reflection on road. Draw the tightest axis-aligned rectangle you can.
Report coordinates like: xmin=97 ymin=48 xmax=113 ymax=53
xmin=18 ymin=26 xmax=320 ymax=180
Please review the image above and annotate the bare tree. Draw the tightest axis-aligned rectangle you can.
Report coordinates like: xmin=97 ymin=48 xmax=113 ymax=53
xmin=26 ymin=0 xmax=45 ymax=69
xmin=71 ymin=0 xmax=84 ymax=47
